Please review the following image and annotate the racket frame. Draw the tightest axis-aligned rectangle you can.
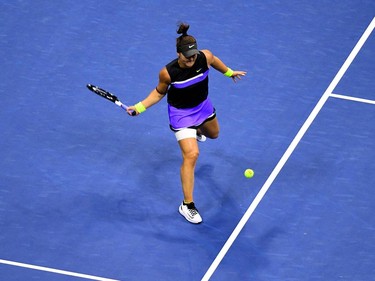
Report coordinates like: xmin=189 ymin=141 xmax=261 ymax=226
xmin=86 ymin=84 xmax=135 ymax=115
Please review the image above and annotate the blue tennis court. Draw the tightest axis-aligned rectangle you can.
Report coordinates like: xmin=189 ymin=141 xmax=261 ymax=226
xmin=1 ymin=1 xmax=374 ymax=280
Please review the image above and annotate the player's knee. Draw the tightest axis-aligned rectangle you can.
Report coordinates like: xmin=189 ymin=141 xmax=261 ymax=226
xmin=184 ymin=149 xmax=199 ymax=162
xmin=189 ymin=150 xmax=200 ymax=160
xmin=211 ymin=131 xmax=219 ymax=139
xmin=207 ymin=130 xmax=219 ymax=139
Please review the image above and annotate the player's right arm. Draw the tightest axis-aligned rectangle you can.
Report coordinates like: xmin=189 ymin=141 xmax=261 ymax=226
xmin=127 ymin=67 xmax=170 ymax=115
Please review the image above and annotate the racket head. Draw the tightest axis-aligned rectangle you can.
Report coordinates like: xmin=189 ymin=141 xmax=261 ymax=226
xmin=86 ymin=84 xmax=119 ymax=103
xmin=86 ymin=83 xmax=136 ymax=116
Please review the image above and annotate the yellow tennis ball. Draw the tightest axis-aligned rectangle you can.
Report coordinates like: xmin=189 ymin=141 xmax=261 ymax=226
xmin=244 ymin=169 xmax=254 ymax=178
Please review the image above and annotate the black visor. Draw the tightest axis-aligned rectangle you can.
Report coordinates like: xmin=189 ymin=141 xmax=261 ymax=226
xmin=178 ymin=43 xmax=199 ymax=57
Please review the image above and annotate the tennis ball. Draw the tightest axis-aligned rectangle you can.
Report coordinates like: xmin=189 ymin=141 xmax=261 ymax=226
xmin=244 ymin=169 xmax=254 ymax=178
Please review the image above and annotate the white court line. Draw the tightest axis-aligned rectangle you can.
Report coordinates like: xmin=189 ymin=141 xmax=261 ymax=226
xmin=0 ymin=259 xmax=120 ymax=281
xmin=201 ymin=16 xmax=375 ymax=281
xmin=330 ymin=93 xmax=375 ymax=105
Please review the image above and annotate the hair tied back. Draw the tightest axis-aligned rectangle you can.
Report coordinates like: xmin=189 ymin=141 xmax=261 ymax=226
xmin=177 ymin=22 xmax=190 ymax=36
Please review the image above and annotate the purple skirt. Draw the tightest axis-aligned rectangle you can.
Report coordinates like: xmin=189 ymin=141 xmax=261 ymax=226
xmin=168 ymin=98 xmax=215 ymax=131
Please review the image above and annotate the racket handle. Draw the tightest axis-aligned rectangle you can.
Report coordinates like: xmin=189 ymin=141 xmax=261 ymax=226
xmin=116 ymin=101 xmax=136 ymax=116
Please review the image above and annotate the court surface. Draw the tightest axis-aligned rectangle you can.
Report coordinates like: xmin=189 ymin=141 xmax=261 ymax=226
xmin=1 ymin=1 xmax=374 ymax=280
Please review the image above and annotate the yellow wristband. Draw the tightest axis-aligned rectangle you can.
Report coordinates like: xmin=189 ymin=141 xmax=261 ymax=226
xmin=134 ymin=102 xmax=146 ymax=113
xmin=224 ymin=68 xmax=234 ymax=77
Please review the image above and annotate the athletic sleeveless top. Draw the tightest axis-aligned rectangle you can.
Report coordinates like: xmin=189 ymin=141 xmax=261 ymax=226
xmin=166 ymin=51 xmax=209 ymax=109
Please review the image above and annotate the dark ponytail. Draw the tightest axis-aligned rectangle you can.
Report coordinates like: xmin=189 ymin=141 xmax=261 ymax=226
xmin=177 ymin=22 xmax=190 ymax=36
xmin=176 ymin=22 xmax=197 ymax=52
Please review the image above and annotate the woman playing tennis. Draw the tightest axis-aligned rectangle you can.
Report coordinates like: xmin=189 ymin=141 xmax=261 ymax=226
xmin=127 ymin=23 xmax=246 ymax=224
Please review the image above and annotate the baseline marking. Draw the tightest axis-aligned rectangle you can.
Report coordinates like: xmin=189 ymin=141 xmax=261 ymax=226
xmin=201 ymin=16 xmax=375 ymax=281
xmin=330 ymin=93 xmax=375 ymax=105
xmin=0 ymin=259 xmax=120 ymax=281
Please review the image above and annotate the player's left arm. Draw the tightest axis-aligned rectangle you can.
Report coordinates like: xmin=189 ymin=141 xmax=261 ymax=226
xmin=201 ymin=49 xmax=246 ymax=82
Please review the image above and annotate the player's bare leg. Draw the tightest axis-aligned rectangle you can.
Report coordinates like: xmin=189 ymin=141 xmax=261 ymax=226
xmin=177 ymin=137 xmax=202 ymax=223
xmin=178 ymin=137 xmax=199 ymax=202
xmin=197 ymin=117 xmax=220 ymax=139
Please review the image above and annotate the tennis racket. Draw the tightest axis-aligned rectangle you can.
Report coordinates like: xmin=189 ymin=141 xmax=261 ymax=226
xmin=86 ymin=84 xmax=136 ymax=115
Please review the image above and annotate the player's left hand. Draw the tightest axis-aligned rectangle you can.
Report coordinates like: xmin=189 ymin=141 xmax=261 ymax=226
xmin=231 ymin=70 xmax=247 ymax=82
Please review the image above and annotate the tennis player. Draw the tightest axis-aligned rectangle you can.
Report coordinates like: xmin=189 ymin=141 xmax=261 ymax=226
xmin=127 ymin=23 xmax=246 ymax=224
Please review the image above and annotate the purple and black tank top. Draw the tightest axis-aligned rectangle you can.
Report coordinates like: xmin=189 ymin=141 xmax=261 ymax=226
xmin=166 ymin=51 xmax=215 ymax=130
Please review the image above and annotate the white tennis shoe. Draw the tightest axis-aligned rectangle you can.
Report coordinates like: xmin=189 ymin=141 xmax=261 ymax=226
xmin=179 ymin=202 xmax=202 ymax=224
xmin=196 ymin=133 xmax=206 ymax=142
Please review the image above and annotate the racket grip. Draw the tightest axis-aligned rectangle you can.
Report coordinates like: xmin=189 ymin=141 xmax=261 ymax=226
xmin=117 ymin=102 xmax=136 ymax=116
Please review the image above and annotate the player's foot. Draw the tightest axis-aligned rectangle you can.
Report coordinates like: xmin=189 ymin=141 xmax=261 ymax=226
xmin=196 ymin=133 xmax=206 ymax=142
xmin=179 ymin=202 xmax=203 ymax=224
